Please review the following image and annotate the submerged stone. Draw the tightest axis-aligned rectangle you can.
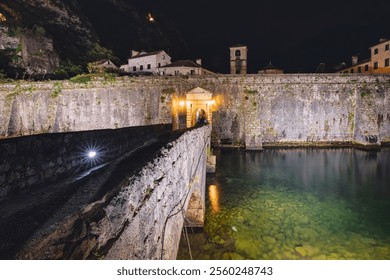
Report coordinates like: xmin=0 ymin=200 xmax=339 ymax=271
xmin=263 ymin=236 xmax=277 ymax=244
xmin=295 ymin=244 xmax=320 ymax=257
xmin=222 ymin=252 xmax=245 ymax=260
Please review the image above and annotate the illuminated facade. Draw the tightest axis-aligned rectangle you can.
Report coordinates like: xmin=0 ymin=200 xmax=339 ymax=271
xmin=157 ymin=59 xmax=215 ymax=76
xmin=120 ymin=50 xmax=171 ymax=74
xmin=338 ymin=39 xmax=390 ymax=74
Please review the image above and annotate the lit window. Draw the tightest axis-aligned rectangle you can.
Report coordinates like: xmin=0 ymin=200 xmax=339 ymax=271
xmin=385 ymin=58 xmax=390 ymax=67
xmin=374 ymin=62 xmax=378 ymax=69
xmin=365 ymin=65 xmax=369 ymax=72
xmin=374 ymin=48 xmax=379 ymax=55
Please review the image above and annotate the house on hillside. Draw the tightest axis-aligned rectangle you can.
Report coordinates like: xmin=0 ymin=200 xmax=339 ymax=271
xmin=337 ymin=38 xmax=390 ymax=74
xmin=88 ymin=59 xmax=118 ymax=74
xmin=157 ymin=59 xmax=215 ymax=76
xmin=120 ymin=50 xmax=171 ymax=74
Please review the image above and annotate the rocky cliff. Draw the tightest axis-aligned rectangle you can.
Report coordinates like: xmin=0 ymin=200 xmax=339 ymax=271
xmin=0 ymin=0 xmax=187 ymax=78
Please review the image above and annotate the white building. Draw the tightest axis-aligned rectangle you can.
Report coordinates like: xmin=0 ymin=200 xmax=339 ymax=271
xmin=157 ymin=59 xmax=215 ymax=76
xmin=120 ymin=50 xmax=171 ymax=74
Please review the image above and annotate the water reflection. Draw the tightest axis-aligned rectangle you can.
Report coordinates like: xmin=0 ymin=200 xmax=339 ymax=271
xmin=226 ymin=148 xmax=390 ymax=200
xmin=177 ymin=148 xmax=390 ymax=260
xmin=208 ymin=185 xmax=220 ymax=213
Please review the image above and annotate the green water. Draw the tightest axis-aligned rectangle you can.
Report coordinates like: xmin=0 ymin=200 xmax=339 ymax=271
xmin=177 ymin=148 xmax=390 ymax=260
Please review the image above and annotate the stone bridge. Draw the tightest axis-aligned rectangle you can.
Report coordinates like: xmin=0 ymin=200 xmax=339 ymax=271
xmin=0 ymin=124 xmax=211 ymax=259
xmin=1 ymin=74 xmax=390 ymax=259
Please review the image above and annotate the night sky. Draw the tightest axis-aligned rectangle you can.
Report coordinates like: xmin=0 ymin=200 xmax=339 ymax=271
xmin=151 ymin=0 xmax=390 ymax=73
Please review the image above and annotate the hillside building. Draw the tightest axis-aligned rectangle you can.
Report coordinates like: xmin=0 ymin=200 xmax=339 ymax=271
xmin=157 ymin=59 xmax=215 ymax=76
xmin=120 ymin=50 xmax=171 ymax=74
xmin=338 ymin=39 xmax=390 ymax=74
xmin=88 ymin=59 xmax=118 ymax=73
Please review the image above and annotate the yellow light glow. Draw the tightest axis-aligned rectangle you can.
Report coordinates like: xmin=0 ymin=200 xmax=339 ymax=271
xmin=209 ymin=185 xmax=220 ymax=213
xmin=147 ymin=13 xmax=155 ymax=22
xmin=0 ymin=13 xmax=6 ymax=22
xmin=209 ymin=100 xmax=216 ymax=106
xmin=179 ymin=100 xmax=185 ymax=107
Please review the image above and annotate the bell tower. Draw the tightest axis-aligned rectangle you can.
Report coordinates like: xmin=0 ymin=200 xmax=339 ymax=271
xmin=230 ymin=45 xmax=248 ymax=74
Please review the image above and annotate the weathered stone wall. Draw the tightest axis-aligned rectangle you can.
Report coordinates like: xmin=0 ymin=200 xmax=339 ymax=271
xmin=17 ymin=126 xmax=210 ymax=260
xmin=1 ymin=75 xmax=389 ymax=147
xmin=0 ymin=79 xmax=173 ymax=137
xmin=0 ymin=124 xmax=171 ymax=201
xmin=215 ymin=75 xmax=390 ymax=148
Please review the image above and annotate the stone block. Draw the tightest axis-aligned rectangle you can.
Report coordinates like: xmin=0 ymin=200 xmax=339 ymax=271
xmin=54 ymin=167 xmax=66 ymax=176
xmin=44 ymin=168 xmax=54 ymax=179
xmin=42 ymin=161 xmax=56 ymax=170
xmin=0 ymin=174 xmax=6 ymax=185
xmin=0 ymin=162 xmax=11 ymax=173
xmin=0 ymin=184 xmax=11 ymax=200
xmin=27 ymin=175 xmax=39 ymax=186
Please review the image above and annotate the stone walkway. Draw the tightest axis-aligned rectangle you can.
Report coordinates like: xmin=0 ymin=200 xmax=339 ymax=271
xmin=0 ymin=129 xmax=185 ymax=259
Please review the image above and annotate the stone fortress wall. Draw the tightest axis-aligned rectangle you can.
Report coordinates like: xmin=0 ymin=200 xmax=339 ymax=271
xmin=1 ymin=74 xmax=389 ymax=148
xmin=0 ymin=124 xmax=171 ymax=201
xmin=0 ymin=75 xmax=388 ymax=148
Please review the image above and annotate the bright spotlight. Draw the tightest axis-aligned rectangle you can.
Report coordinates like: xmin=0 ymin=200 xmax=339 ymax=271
xmin=80 ymin=142 xmax=104 ymax=167
xmin=88 ymin=151 xmax=97 ymax=159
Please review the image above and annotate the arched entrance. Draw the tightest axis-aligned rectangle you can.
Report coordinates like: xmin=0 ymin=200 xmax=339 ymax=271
xmin=192 ymin=108 xmax=208 ymax=126
xmin=185 ymin=87 xmax=215 ymax=128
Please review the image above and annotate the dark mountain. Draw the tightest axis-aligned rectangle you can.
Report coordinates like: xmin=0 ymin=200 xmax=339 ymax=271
xmin=0 ymin=0 xmax=188 ymax=78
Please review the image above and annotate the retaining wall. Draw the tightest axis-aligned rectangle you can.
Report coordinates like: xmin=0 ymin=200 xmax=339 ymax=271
xmin=1 ymin=75 xmax=389 ymax=148
xmin=0 ymin=124 xmax=171 ymax=201
xmin=16 ymin=126 xmax=210 ymax=259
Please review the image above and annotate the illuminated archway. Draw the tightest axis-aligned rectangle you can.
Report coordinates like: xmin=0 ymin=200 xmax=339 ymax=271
xmin=185 ymin=87 xmax=215 ymax=128
xmin=192 ymin=108 xmax=208 ymax=126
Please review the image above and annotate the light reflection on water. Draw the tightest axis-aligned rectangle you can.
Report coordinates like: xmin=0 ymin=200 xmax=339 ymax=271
xmin=208 ymin=185 xmax=220 ymax=214
xmin=177 ymin=148 xmax=390 ymax=260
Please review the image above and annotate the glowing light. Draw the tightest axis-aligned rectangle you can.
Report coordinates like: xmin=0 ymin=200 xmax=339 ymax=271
xmin=209 ymin=100 xmax=216 ymax=105
xmin=209 ymin=185 xmax=220 ymax=213
xmin=179 ymin=100 xmax=185 ymax=107
xmin=0 ymin=13 xmax=6 ymax=22
xmin=88 ymin=151 xmax=97 ymax=158
xmin=147 ymin=13 xmax=155 ymax=22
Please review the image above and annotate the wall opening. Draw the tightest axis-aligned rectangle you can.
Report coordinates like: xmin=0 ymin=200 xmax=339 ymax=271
xmin=192 ymin=108 xmax=208 ymax=126
xmin=185 ymin=87 xmax=215 ymax=128
xmin=184 ymin=188 xmax=204 ymax=228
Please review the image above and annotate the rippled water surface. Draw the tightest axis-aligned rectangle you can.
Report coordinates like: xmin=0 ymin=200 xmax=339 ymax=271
xmin=177 ymin=148 xmax=390 ymax=260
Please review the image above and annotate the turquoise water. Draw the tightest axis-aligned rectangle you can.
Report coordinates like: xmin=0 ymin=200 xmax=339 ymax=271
xmin=177 ymin=148 xmax=390 ymax=260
